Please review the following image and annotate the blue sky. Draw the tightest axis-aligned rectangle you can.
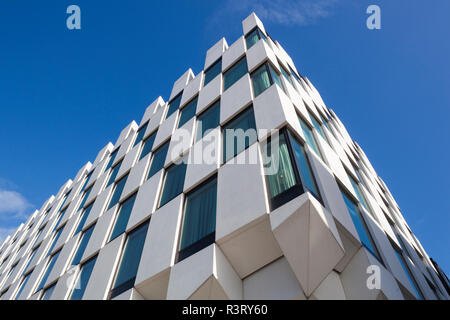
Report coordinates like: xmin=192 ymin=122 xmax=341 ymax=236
xmin=0 ymin=1 xmax=448 ymax=274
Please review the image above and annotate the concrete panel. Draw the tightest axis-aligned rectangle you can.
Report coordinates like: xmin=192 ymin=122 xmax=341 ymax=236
xmin=220 ymin=74 xmax=253 ymax=125
xmin=82 ymin=234 xmax=125 ymax=300
xmin=222 ymin=36 xmax=246 ymax=71
xmin=197 ymin=74 xmax=222 ymax=115
xmin=204 ymin=38 xmax=228 ymax=70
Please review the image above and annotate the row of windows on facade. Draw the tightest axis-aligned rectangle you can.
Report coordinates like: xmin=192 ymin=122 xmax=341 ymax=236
xmin=0 ymin=29 xmax=421 ymax=299
xmin=1 ymin=116 xmax=423 ymax=300
xmin=0 ymin=84 xmax=388 ymax=299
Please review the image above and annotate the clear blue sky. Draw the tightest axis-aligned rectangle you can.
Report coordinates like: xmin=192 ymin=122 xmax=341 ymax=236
xmin=0 ymin=1 xmax=448 ymax=274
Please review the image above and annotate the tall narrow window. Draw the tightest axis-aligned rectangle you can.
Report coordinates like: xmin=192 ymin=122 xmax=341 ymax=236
xmin=245 ymin=27 xmax=266 ymax=49
xmin=309 ymin=112 xmax=328 ymax=143
xmin=36 ymin=251 xmax=61 ymax=293
xmin=196 ymin=100 xmax=220 ymax=142
xmin=106 ymin=161 xmax=122 ymax=188
xmin=71 ymin=224 xmax=95 ymax=266
xmin=23 ymin=246 xmax=39 ymax=274
xmin=41 ymin=283 xmax=56 ymax=300
xmin=78 ymin=186 xmax=92 ymax=212
xmin=133 ymin=122 xmax=148 ymax=147
xmin=74 ymin=203 xmax=93 ymax=236
xmin=251 ymin=62 xmax=284 ymax=97
xmin=105 ymin=149 xmax=119 ymax=172
xmin=223 ymin=56 xmax=248 ymax=91
xmin=222 ymin=106 xmax=257 ymax=162
xmin=262 ymin=129 xmax=321 ymax=210
xmin=179 ymin=177 xmax=217 ymax=262
xmin=53 ymin=209 xmax=66 ymax=232
xmin=166 ymin=92 xmax=183 ymax=119
xmin=80 ymin=171 xmax=93 ymax=193
xmin=47 ymin=226 xmax=64 ymax=257
xmin=341 ymin=190 xmax=381 ymax=261
xmin=70 ymin=256 xmax=97 ymax=300
xmin=299 ymin=116 xmax=323 ymax=160
xmin=178 ymin=96 xmax=198 ymax=128
xmin=109 ymin=193 xmax=137 ymax=242
xmin=139 ymin=131 xmax=156 ymax=161
xmin=110 ymin=221 xmax=149 ymax=299
xmin=147 ymin=142 xmax=170 ymax=179
xmin=348 ymin=173 xmax=370 ymax=213
xmin=394 ymin=248 xmax=423 ymax=299
xmin=280 ymin=64 xmax=293 ymax=86
xmin=107 ymin=175 xmax=128 ymax=211
xmin=159 ymin=162 xmax=187 ymax=208
xmin=319 ymin=113 xmax=330 ymax=131
xmin=204 ymin=58 xmax=222 ymax=87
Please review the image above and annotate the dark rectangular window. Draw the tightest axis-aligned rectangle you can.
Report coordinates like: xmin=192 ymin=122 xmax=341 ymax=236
xmin=280 ymin=64 xmax=293 ymax=86
xmin=139 ymin=131 xmax=156 ymax=161
xmin=133 ymin=122 xmax=148 ymax=147
xmin=70 ymin=256 xmax=97 ymax=300
xmin=109 ymin=193 xmax=137 ymax=242
xmin=110 ymin=221 xmax=149 ymax=299
xmin=159 ymin=162 xmax=187 ymax=208
xmin=341 ymin=190 xmax=381 ymax=261
xmin=309 ymin=111 xmax=328 ymax=143
xmin=47 ymin=227 xmax=64 ymax=257
xmin=147 ymin=142 xmax=170 ymax=179
xmin=288 ymin=66 xmax=301 ymax=82
xmin=77 ymin=186 xmax=93 ymax=212
xmin=245 ymin=27 xmax=266 ymax=50
xmin=105 ymin=149 xmax=118 ymax=172
xmin=222 ymin=107 xmax=257 ymax=162
xmin=394 ymin=248 xmax=423 ymax=299
xmin=204 ymin=58 xmax=222 ymax=87
xmin=71 ymin=224 xmax=95 ymax=266
xmin=299 ymin=116 xmax=323 ymax=160
xmin=107 ymin=175 xmax=128 ymax=211
xmin=178 ymin=96 xmax=198 ymax=128
xmin=262 ymin=129 xmax=321 ymax=210
xmin=106 ymin=161 xmax=122 ymax=188
xmin=166 ymin=92 xmax=183 ymax=119
xmin=251 ymin=62 xmax=284 ymax=97
xmin=36 ymin=251 xmax=60 ymax=293
xmin=74 ymin=203 xmax=93 ymax=235
xmin=196 ymin=100 xmax=220 ymax=142
xmin=348 ymin=173 xmax=370 ymax=213
xmin=179 ymin=176 xmax=217 ymax=262
xmin=223 ymin=56 xmax=248 ymax=91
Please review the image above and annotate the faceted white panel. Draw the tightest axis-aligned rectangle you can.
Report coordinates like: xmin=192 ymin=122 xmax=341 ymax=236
xmin=220 ymin=74 xmax=253 ymax=125
xmin=54 ymin=213 xmax=81 ymax=256
xmin=140 ymin=96 xmax=165 ymax=126
xmin=125 ymin=170 xmax=164 ymax=233
xmin=83 ymin=234 xmax=125 ymax=300
xmin=180 ymin=72 xmax=203 ymax=106
xmin=309 ymin=271 xmax=346 ymax=300
xmin=243 ymin=257 xmax=305 ymax=300
xmin=81 ymin=205 xmax=118 ymax=264
xmin=84 ymin=184 xmax=114 ymax=230
xmin=242 ymin=12 xmax=267 ymax=36
xmin=51 ymin=267 xmax=79 ymax=300
xmin=170 ymin=69 xmax=194 ymax=101
xmin=246 ymin=39 xmax=280 ymax=73
xmin=86 ymin=157 xmax=108 ymax=191
xmin=253 ymin=84 xmax=303 ymax=141
xmin=114 ymin=121 xmax=138 ymax=151
xmin=46 ymin=234 xmax=80 ymax=287
xmin=204 ymin=38 xmax=228 ymax=70
xmin=117 ymin=142 xmax=141 ymax=181
xmin=166 ymin=244 xmax=242 ymax=300
xmin=153 ymin=111 xmax=177 ymax=151
xmin=93 ymin=142 xmax=114 ymax=168
xmin=197 ymin=74 xmax=222 ymax=115
xmin=112 ymin=288 xmax=144 ymax=300
xmin=135 ymin=194 xmax=184 ymax=299
xmin=85 ymin=170 xmax=108 ymax=205
xmin=115 ymin=130 xmax=137 ymax=166
xmin=165 ymin=118 xmax=195 ymax=167
xmin=73 ymin=162 xmax=92 ymax=184
xmin=216 ymin=143 xmax=268 ymax=241
xmin=121 ymin=151 xmax=151 ymax=203
xmin=222 ymin=36 xmax=246 ymax=71
xmin=184 ymin=128 xmax=220 ymax=192
xmin=270 ymin=192 xmax=345 ymax=296
xmin=144 ymin=103 xmax=166 ymax=140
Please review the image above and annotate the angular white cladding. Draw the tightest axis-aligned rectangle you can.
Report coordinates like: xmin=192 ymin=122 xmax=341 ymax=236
xmin=1 ymin=12 xmax=447 ymax=302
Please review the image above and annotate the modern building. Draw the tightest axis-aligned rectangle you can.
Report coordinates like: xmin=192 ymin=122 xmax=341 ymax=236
xmin=0 ymin=13 xmax=448 ymax=301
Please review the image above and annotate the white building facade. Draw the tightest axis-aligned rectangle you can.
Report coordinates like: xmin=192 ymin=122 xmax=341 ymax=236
xmin=0 ymin=13 xmax=448 ymax=300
